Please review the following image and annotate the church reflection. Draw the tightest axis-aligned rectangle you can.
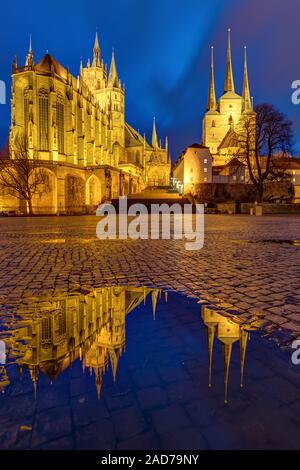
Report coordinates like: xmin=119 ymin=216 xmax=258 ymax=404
xmin=0 ymin=286 xmax=162 ymax=399
xmin=201 ymin=304 xmax=257 ymax=404
xmin=0 ymin=288 xmax=257 ymax=404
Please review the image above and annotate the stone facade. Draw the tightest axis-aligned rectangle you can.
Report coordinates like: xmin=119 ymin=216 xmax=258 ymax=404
xmin=173 ymin=144 xmax=212 ymax=195
xmin=3 ymin=34 xmax=171 ymax=214
xmin=202 ymin=29 xmax=255 ymax=167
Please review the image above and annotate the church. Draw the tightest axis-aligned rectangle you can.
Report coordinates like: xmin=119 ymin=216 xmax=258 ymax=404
xmin=174 ymin=29 xmax=255 ymax=194
xmin=4 ymin=33 xmax=171 ymax=214
xmin=202 ymin=28 xmax=254 ymax=167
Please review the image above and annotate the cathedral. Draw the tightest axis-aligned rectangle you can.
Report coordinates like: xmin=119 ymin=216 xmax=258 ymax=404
xmin=202 ymin=28 xmax=254 ymax=167
xmin=174 ymin=29 xmax=255 ymax=194
xmin=0 ymin=286 xmax=161 ymax=399
xmin=6 ymin=33 xmax=171 ymax=214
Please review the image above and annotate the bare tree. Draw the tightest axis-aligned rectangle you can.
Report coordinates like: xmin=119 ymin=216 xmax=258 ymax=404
xmin=233 ymin=103 xmax=293 ymax=202
xmin=0 ymin=134 xmax=50 ymax=215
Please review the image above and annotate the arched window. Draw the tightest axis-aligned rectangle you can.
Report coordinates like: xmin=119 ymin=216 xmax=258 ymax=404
xmin=24 ymin=88 xmax=29 ymax=134
xmin=211 ymin=120 xmax=216 ymax=127
xmin=228 ymin=114 xmax=233 ymax=127
xmin=56 ymin=92 xmax=65 ymax=154
xmin=38 ymin=88 xmax=49 ymax=150
xmin=42 ymin=317 xmax=52 ymax=345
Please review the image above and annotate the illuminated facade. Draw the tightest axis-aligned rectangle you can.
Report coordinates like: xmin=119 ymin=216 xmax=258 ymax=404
xmin=6 ymin=34 xmax=171 ymax=214
xmin=201 ymin=304 xmax=252 ymax=403
xmin=202 ymin=29 xmax=255 ymax=167
xmin=2 ymin=286 xmax=160 ymax=399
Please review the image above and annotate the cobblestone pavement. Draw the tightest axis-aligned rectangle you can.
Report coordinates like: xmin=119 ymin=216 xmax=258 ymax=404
xmin=1 ymin=293 xmax=300 ymax=450
xmin=0 ymin=215 xmax=300 ymax=346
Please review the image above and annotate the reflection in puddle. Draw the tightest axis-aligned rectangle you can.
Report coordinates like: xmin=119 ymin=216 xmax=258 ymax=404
xmin=0 ymin=286 xmax=258 ymax=406
xmin=202 ymin=306 xmax=257 ymax=403
xmin=0 ymin=287 xmax=162 ymax=400
xmin=251 ymin=239 xmax=300 ymax=246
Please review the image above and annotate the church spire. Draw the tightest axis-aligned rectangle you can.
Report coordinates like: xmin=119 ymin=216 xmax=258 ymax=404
xmin=240 ymin=329 xmax=249 ymax=388
xmin=206 ymin=46 xmax=217 ymax=111
xmin=108 ymin=49 xmax=119 ymax=87
xmin=206 ymin=325 xmax=216 ymax=388
xmin=152 ymin=118 xmax=159 ymax=149
xmin=151 ymin=290 xmax=159 ymax=320
xmin=25 ymin=34 xmax=34 ymax=67
xmin=93 ymin=31 xmax=101 ymax=67
xmin=223 ymin=28 xmax=234 ymax=94
xmin=222 ymin=343 xmax=232 ymax=404
xmin=242 ymin=46 xmax=252 ymax=111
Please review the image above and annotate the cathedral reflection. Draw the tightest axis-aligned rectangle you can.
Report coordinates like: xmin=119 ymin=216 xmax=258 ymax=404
xmin=0 ymin=286 xmax=161 ymax=399
xmin=201 ymin=304 xmax=257 ymax=404
xmin=0 ymin=289 xmax=257 ymax=404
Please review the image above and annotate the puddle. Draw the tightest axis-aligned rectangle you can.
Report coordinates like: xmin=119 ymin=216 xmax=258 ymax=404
xmin=0 ymin=286 xmax=299 ymax=450
xmin=250 ymin=239 xmax=300 ymax=246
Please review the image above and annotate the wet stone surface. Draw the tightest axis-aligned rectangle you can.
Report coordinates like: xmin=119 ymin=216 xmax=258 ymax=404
xmin=0 ymin=215 xmax=299 ymax=345
xmin=0 ymin=292 xmax=300 ymax=450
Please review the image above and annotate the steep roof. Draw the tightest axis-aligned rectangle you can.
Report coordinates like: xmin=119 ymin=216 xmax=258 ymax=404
xmin=125 ymin=123 xmax=152 ymax=149
xmin=35 ymin=53 xmax=68 ymax=80
xmin=218 ymin=128 xmax=239 ymax=150
xmin=188 ymin=143 xmax=209 ymax=149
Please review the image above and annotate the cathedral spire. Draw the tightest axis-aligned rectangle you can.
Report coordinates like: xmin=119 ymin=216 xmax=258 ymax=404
xmin=25 ymin=34 xmax=34 ymax=67
xmin=108 ymin=49 xmax=119 ymax=87
xmin=242 ymin=46 xmax=252 ymax=111
xmin=240 ymin=329 xmax=248 ymax=388
xmin=223 ymin=28 xmax=235 ymax=94
xmin=93 ymin=31 xmax=101 ymax=67
xmin=206 ymin=325 xmax=216 ymax=388
xmin=152 ymin=118 xmax=159 ymax=149
xmin=206 ymin=46 xmax=217 ymax=111
xmin=222 ymin=343 xmax=232 ymax=404
xmin=151 ymin=290 xmax=159 ymax=320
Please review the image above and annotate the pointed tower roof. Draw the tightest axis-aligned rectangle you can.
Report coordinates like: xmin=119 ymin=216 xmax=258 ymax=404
xmin=206 ymin=46 xmax=217 ymax=111
xmin=108 ymin=49 xmax=119 ymax=87
xmin=151 ymin=290 xmax=159 ymax=320
xmin=242 ymin=46 xmax=252 ymax=112
xmin=152 ymin=118 xmax=159 ymax=149
xmin=25 ymin=34 xmax=34 ymax=67
xmin=240 ymin=329 xmax=249 ymax=388
xmin=93 ymin=31 xmax=101 ymax=67
xmin=223 ymin=28 xmax=235 ymax=94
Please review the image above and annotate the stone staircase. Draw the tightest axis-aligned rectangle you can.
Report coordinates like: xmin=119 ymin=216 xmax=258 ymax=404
xmin=111 ymin=187 xmax=193 ymax=212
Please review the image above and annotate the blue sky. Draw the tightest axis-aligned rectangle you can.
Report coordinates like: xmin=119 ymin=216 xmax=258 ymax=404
xmin=0 ymin=0 xmax=300 ymax=160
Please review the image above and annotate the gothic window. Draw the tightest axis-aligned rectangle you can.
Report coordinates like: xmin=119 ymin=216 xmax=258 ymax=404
xmin=56 ymin=92 xmax=65 ymax=153
xmin=38 ymin=88 xmax=49 ymax=150
xmin=24 ymin=88 xmax=29 ymax=134
xmin=41 ymin=317 xmax=52 ymax=344
xmin=228 ymin=114 xmax=233 ymax=126
xmin=58 ymin=300 xmax=67 ymax=337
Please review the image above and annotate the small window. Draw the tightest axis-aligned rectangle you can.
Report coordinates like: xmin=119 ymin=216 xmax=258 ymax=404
xmin=233 ymin=175 xmax=237 ymax=181
xmin=190 ymin=177 xmax=194 ymax=182
xmin=204 ymin=177 xmax=207 ymax=182
xmin=190 ymin=168 xmax=193 ymax=173
xmin=204 ymin=168 xmax=207 ymax=173
xmin=204 ymin=159 xmax=207 ymax=164
xmin=212 ymin=120 xmax=216 ymax=127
